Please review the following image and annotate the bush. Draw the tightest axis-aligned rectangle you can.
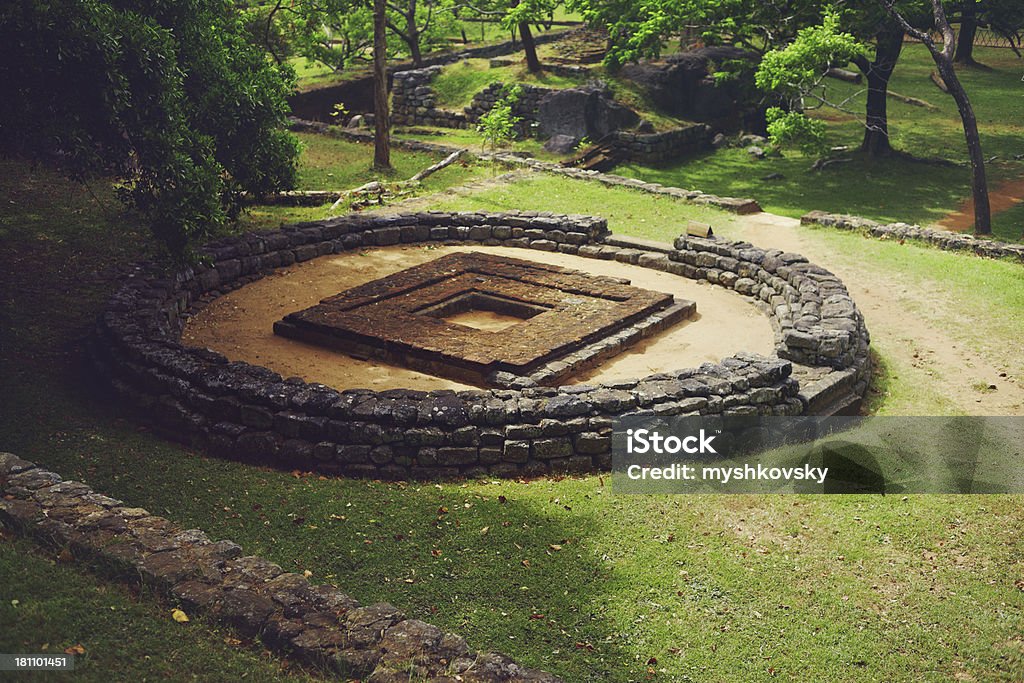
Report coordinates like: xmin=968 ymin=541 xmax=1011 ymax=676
xmin=0 ymin=0 xmax=300 ymax=261
xmin=476 ymin=85 xmax=523 ymax=150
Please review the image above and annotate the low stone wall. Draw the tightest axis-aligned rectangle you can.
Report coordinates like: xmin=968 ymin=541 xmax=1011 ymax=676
xmin=0 ymin=453 xmax=558 ymax=682
xmin=390 ymin=68 xmax=709 ymax=164
xmin=289 ymin=28 xmax=578 ymax=122
xmin=610 ymin=124 xmax=711 ymax=163
xmin=392 ymin=66 xmax=471 ymax=129
xmin=481 ymin=152 xmax=763 ymax=214
xmin=465 ymin=82 xmax=554 ymax=136
xmin=391 ymin=69 xmax=554 ymax=135
xmin=801 ymin=210 xmax=1024 ymax=263
xmin=90 ymin=211 xmax=869 ymax=480
xmin=287 ymin=117 xmax=762 ymax=213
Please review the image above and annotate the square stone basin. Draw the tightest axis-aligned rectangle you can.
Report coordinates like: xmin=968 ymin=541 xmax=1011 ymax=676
xmin=273 ymin=252 xmax=695 ymax=386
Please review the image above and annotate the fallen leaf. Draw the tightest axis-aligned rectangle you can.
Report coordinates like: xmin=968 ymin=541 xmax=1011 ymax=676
xmin=548 ymin=544 xmax=562 ymax=552
xmin=64 ymin=644 xmax=86 ymax=655
xmin=171 ymin=609 xmax=190 ymax=623
xmin=223 ymin=637 xmax=242 ymax=647
xmin=521 ymin=559 xmax=531 ymax=567
xmin=480 ymin=526 xmax=490 ymax=535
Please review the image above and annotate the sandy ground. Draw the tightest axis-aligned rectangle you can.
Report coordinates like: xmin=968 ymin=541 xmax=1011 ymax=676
xmin=182 ymin=245 xmax=776 ymax=392
xmin=736 ymin=212 xmax=1024 ymax=415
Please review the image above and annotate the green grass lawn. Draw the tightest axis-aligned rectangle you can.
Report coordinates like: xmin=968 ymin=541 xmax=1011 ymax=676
xmin=424 ymin=173 xmax=744 ymax=238
xmin=237 ymin=132 xmax=493 ymax=231
xmin=394 ymin=125 xmax=577 ymax=160
xmin=618 ymin=45 xmax=1024 ymax=239
xmin=3 ymin=159 xmax=1024 ymax=681
xmin=992 ymin=199 xmax=1024 ymax=242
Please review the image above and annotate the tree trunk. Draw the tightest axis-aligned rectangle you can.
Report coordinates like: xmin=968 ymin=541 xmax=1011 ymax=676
xmin=509 ymin=0 xmax=541 ymax=72
xmin=373 ymin=0 xmax=391 ymax=170
xmin=519 ymin=21 xmax=541 ymax=72
xmin=934 ymin=57 xmax=991 ymax=233
xmin=877 ymin=0 xmax=991 ymax=234
xmin=954 ymin=0 xmax=979 ymax=65
xmin=405 ymin=0 xmax=422 ymax=66
xmin=857 ymin=25 xmax=904 ymax=157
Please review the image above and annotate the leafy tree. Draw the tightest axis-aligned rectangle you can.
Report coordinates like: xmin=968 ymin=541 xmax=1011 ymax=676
xmin=757 ymin=1 xmax=993 ymax=233
xmin=465 ymin=0 xmax=561 ymax=71
xmin=568 ymin=0 xmax=823 ymax=70
xmin=386 ymin=0 xmax=461 ymax=66
xmin=282 ymin=0 xmax=459 ymax=71
xmin=279 ymin=0 xmax=375 ymax=72
xmin=753 ymin=7 xmax=908 ymax=157
xmin=502 ymin=0 xmax=558 ymax=72
xmin=0 ymin=0 xmax=300 ymax=260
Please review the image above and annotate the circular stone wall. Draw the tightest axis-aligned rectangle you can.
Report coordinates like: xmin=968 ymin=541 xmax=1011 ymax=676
xmin=91 ymin=211 xmax=870 ymax=479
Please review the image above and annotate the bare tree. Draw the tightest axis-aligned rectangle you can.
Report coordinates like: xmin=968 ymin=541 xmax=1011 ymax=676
xmin=881 ymin=0 xmax=990 ymax=234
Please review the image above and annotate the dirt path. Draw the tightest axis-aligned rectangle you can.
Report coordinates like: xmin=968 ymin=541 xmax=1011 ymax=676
xmin=735 ymin=212 xmax=1024 ymax=415
xmin=937 ymin=174 xmax=1024 ymax=233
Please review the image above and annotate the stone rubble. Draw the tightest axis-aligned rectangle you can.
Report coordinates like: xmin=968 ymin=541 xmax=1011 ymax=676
xmin=801 ymin=210 xmax=1024 ymax=263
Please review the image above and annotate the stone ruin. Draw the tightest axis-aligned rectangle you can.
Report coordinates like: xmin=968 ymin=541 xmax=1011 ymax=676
xmin=92 ymin=210 xmax=871 ymax=482
xmin=274 ymin=251 xmax=694 ymax=388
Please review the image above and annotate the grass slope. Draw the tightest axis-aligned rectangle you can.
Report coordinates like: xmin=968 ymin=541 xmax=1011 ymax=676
xmin=239 ymin=132 xmax=491 ymax=231
xmin=0 ymin=537 xmax=319 ymax=682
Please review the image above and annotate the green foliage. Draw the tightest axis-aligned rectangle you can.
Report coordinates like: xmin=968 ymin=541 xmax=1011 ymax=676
xmin=755 ymin=11 xmax=865 ymax=98
xmin=281 ymin=0 xmax=374 ymax=70
xmin=499 ymin=0 xmax=560 ymax=31
xmin=764 ymin=107 xmax=828 ymax=155
xmin=569 ymin=0 xmax=824 ymax=69
xmin=283 ymin=0 xmax=462 ymax=69
xmin=618 ymin=44 xmax=1024 ymax=233
xmin=754 ymin=10 xmax=864 ymax=155
xmin=476 ymin=85 xmax=523 ymax=149
xmin=0 ymin=0 xmax=299 ymax=260
xmin=329 ymin=102 xmax=351 ymax=122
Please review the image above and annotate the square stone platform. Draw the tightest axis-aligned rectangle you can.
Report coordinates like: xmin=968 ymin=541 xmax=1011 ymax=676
xmin=274 ymin=252 xmax=695 ymax=387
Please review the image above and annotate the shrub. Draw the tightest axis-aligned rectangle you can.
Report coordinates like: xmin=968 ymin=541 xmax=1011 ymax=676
xmin=476 ymin=85 xmax=523 ymax=150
